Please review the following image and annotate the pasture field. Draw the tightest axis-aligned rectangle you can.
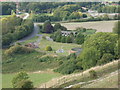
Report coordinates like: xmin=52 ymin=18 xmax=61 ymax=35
xmin=60 ymin=20 xmax=117 ymax=32
xmin=2 ymin=72 xmax=61 ymax=88
xmin=35 ymin=20 xmax=117 ymax=32
xmin=19 ymin=36 xmax=39 ymax=45
xmin=38 ymin=39 xmax=81 ymax=56
xmin=19 ymin=36 xmax=81 ymax=56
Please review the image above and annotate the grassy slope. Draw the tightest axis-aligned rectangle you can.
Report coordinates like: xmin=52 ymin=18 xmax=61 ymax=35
xmin=2 ymin=51 xmax=60 ymax=73
xmin=2 ymin=72 xmax=61 ymax=88
xmin=38 ymin=60 xmax=119 ymax=88
xmin=81 ymin=72 xmax=118 ymax=88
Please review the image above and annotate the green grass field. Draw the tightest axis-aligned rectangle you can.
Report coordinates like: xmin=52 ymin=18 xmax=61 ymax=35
xmin=2 ymin=72 xmax=61 ymax=88
xmin=20 ymin=36 xmax=39 ymax=45
xmin=2 ymin=51 xmax=60 ymax=73
xmin=19 ymin=35 xmax=81 ymax=56
xmin=0 ymin=15 xmax=11 ymax=18
xmin=38 ymin=39 xmax=81 ymax=56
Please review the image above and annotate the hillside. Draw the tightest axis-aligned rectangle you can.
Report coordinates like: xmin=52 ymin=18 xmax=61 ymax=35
xmin=38 ymin=60 xmax=119 ymax=88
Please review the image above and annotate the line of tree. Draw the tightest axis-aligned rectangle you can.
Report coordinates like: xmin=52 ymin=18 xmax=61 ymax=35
xmin=97 ymin=6 xmax=119 ymax=13
xmin=1 ymin=2 xmax=16 ymax=15
xmin=55 ymin=32 xmax=118 ymax=74
xmin=54 ymin=22 xmax=119 ymax=74
xmin=2 ymin=15 xmax=34 ymax=46
xmin=18 ymin=2 xmax=100 ymax=14
xmin=39 ymin=21 xmax=67 ymax=33
xmin=50 ymin=30 xmax=85 ymax=45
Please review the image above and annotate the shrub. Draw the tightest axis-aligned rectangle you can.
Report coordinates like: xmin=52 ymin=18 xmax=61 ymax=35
xmin=66 ymin=36 xmax=73 ymax=43
xmin=97 ymin=53 xmax=114 ymax=65
xmin=5 ymin=45 xmax=34 ymax=56
xmin=12 ymin=71 xmax=33 ymax=88
xmin=54 ymin=60 xmax=79 ymax=74
xmin=42 ymin=36 xmax=46 ymax=40
xmin=42 ymin=20 xmax=54 ymax=33
xmin=77 ymin=32 xmax=118 ymax=69
xmin=59 ymin=60 xmax=63 ymax=65
xmin=56 ymin=35 xmax=62 ymax=42
xmin=45 ymin=46 xmax=52 ymax=51
xmin=38 ymin=24 xmax=43 ymax=29
xmin=16 ymin=80 xmax=34 ymax=89
xmin=89 ymin=70 xmax=97 ymax=79
xmin=75 ymin=33 xmax=85 ymax=44
xmin=39 ymin=56 xmax=54 ymax=62
xmin=61 ymin=36 xmax=66 ymax=43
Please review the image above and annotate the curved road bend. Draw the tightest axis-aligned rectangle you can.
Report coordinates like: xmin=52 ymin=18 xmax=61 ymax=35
xmin=17 ymin=23 xmax=39 ymax=43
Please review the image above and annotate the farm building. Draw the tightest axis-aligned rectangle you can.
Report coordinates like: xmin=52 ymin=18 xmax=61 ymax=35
xmin=56 ymin=49 xmax=64 ymax=53
xmin=61 ymin=31 xmax=77 ymax=36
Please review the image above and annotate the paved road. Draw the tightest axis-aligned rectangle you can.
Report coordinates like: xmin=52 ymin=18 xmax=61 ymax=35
xmin=17 ymin=23 xmax=40 ymax=43
xmin=16 ymin=13 xmax=40 ymax=43
xmin=23 ymin=13 xmax=30 ymax=20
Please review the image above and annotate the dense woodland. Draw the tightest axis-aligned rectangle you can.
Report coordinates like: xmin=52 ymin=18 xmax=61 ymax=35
xmin=1 ymin=2 xmax=16 ymax=15
xmin=2 ymin=15 xmax=34 ymax=46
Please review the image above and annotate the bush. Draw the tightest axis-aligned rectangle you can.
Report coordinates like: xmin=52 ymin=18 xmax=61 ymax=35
xmin=39 ymin=56 xmax=54 ymax=62
xmin=61 ymin=36 xmax=66 ymax=43
xmin=15 ymin=80 xmax=33 ymax=89
xmin=12 ymin=71 xmax=33 ymax=88
xmin=42 ymin=36 xmax=46 ymax=40
xmin=42 ymin=20 xmax=54 ymax=33
xmin=45 ymin=46 xmax=52 ymax=51
xmin=59 ymin=60 xmax=63 ymax=65
xmin=77 ymin=32 xmax=118 ymax=69
xmin=89 ymin=70 xmax=97 ymax=79
xmin=75 ymin=33 xmax=85 ymax=44
xmin=97 ymin=53 xmax=114 ymax=65
xmin=56 ymin=35 xmax=62 ymax=42
xmin=54 ymin=60 xmax=79 ymax=74
xmin=66 ymin=36 xmax=73 ymax=43
xmin=5 ymin=45 xmax=34 ymax=56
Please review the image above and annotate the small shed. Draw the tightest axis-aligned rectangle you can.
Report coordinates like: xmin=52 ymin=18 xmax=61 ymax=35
xmin=56 ymin=49 xmax=64 ymax=53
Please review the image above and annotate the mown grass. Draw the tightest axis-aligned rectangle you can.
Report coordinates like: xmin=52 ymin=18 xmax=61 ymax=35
xmin=2 ymin=72 xmax=61 ymax=88
xmin=38 ymin=39 xmax=81 ymax=56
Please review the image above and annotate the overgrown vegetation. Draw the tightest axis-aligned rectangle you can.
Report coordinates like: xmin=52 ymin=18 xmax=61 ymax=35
xmin=12 ymin=71 xmax=34 ymax=89
xmin=2 ymin=15 xmax=34 ymax=46
xmin=54 ymin=32 xmax=118 ymax=74
xmin=4 ymin=45 xmax=35 ymax=56
xmin=1 ymin=2 xmax=16 ymax=15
